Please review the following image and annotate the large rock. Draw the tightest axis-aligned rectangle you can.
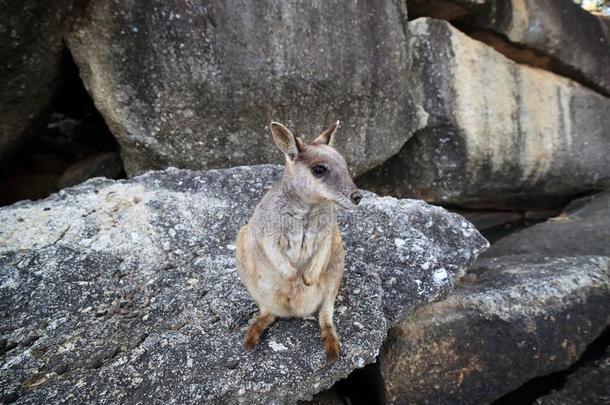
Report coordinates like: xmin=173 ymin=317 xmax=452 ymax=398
xmin=469 ymin=0 xmax=610 ymax=97
xmin=406 ymin=0 xmax=610 ymax=96
xmin=0 ymin=165 xmax=487 ymax=403
xmin=0 ymin=0 xmax=80 ymax=160
xmin=66 ymin=0 xmax=426 ymax=176
xmin=378 ymin=254 xmax=610 ymax=404
xmin=358 ymin=18 xmax=610 ymax=209
xmin=485 ymin=191 xmax=610 ymax=258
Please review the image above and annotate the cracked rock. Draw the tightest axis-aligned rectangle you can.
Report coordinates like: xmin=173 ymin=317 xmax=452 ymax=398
xmin=471 ymin=0 xmax=610 ymax=96
xmin=407 ymin=0 xmax=610 ymax=95
xmin=378 ymin=254 xmax=610 ymax=404
xmin=0 ymin=165 xmax=487 ymax=404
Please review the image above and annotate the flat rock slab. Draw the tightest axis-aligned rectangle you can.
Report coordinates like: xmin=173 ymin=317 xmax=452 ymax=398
xmin=378 ymin=254 xmax=610 ymax=404
xmin=0 ymin=165 xmax=487 ymax=404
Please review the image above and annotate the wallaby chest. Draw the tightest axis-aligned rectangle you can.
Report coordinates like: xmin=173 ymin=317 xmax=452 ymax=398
xmin=280 ymin=208 xmax=335 ymax=268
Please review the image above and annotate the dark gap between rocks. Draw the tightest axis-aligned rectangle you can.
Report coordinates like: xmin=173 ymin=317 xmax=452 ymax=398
xmin=312 ymin=278 xmax=610 ymax=405
xmin=333 ymin=362 xmax=385 ymax=405
xmin=407 ymin=0 xmax=475 ymax=21
xmin=303 ymin=362 xmax=385 ymax=405
xmin=493 ymin=326 xmax=610 ymax=404
xmin=0 ymin=47 xmax=124 ymax=207
xmin=406 ymin=1 xmax=610 ymax=97
xmin=451 ymin=208 xmax=553 ymax=244
xmin=450 ymin=188 xmax=600 ymax=243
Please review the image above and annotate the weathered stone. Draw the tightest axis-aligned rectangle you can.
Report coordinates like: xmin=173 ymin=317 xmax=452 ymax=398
xmin=378 ymin=254 xmax=610 ymax=404
xmin=538 ymin=347 xmax=610 ymax=405
xmin=406 ymin=0 xmax=610 ymax=96
xmin=57 ymin=152 xmax=123 ymax=189
xmin=484 ymin=191 xmax=610 ymax=257
xmin=358 ymin=18 xmax=610 ymax=209
xmin=0 ymin=165 xmax=487 ymax=403
xmin=0 ymin=0 xmax=81 ymax=160
xmin=522 ymin=208 xmax=563 ymax=222
xmin=66 ymin=0 xmax=426 ymax=176
xmin=470 ymin=0 xmax=610 ymax=96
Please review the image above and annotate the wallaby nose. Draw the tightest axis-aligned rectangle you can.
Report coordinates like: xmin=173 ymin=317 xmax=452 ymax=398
xmin=350 ymin=190 xmax=363 ymax=205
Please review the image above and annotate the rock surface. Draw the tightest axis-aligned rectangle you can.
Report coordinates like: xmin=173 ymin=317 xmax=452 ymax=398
xmin=469 ymin=0 xmax=610 ymax=96
xmin=358 ymin=18 xmax=610 ymax=209
xmin=0 ymin=0 xmax=81 ymax=160
xmin=407 ymin=0 xmax=610 ymax=95
xmin=538 ymin=347 xmax=610 ymax=405
xmin=0 ymin=165 xmax=487 ymax=403
xmin=66 ymin=0 xmax=426 ymax=176
xmin=378 ymin=254 xmax=610 ymax=404
xmin=484 ymin=191 xmax=610 ymax=258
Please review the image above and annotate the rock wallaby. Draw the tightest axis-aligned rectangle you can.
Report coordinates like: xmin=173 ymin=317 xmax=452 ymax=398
xmin=236 ymin=121 xmax=362 ymax=362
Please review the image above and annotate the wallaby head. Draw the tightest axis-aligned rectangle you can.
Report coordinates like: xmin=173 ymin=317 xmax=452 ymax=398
xmin=270 ymin=121 xmax=362 ymax=209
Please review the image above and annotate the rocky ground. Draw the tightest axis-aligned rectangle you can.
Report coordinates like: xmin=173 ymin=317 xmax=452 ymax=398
xmin=0 ymin=165 xmax=487 ymax=403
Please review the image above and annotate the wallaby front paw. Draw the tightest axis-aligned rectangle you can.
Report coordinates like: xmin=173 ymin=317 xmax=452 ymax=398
xmin=302 ymin=274 xmax=314 ymax=286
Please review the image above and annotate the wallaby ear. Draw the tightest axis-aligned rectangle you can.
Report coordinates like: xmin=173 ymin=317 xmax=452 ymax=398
xmin=270 ymin=122 xmax=303 ymax=159
xmin=312 ymin=120 xmax=340 ymax=146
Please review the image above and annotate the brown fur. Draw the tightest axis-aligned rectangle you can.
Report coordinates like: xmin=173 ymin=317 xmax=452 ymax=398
xmin=244 ymin=312 xmax=276 ymax=351
xmin=322 ymin=324 xmax=340 ymax=362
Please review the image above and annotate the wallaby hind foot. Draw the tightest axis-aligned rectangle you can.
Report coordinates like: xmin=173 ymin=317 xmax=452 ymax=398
xmin=244 ymin=311 xmax=276 ymax=351
xmin=322 ymin=325 xmax=340 ymax=363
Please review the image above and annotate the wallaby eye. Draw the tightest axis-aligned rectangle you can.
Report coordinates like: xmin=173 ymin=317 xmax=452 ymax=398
xmin=311 ymin=164 xmax=328 ymax=176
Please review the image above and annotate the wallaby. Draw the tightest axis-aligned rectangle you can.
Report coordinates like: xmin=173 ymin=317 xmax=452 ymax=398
xmin=236 ymin=121 xmax=362 ymax=362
